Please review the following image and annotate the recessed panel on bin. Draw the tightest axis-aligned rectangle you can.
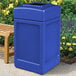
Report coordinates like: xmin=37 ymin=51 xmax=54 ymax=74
xmin=46 ymin=21 xmax=60 ymax=63
xmin=15 ymin=22 xmax=40 ymax=64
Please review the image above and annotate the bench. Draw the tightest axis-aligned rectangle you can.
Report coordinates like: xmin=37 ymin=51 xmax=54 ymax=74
xmin=0 ymin=23 xmax=14 ymax=63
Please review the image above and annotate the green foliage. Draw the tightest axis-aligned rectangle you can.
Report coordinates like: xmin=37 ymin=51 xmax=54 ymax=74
xmin=60 ymin=0 xmax=76 ymax=58
xmin=0 ymin=35 xmax=14 ymax=46
xmin=61 ymin=0 xmax=76 ymax=15
xmin=0 ymin=36 xmax=4 ymax=45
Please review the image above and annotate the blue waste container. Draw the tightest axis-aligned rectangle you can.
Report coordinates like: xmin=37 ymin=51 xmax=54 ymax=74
xmin=14 ymin=2 xmax=61 ymax=74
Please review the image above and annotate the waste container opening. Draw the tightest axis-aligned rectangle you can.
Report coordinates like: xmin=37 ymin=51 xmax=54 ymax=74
xmin=30 ymin=3 xmax=45 ymax=6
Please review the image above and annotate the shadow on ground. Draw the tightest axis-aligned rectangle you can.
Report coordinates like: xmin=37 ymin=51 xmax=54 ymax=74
xmin=44 ymin=61 xmax=76 ymax=76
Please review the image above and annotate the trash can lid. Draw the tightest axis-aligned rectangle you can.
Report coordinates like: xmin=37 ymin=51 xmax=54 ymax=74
xmin=14 ymin=2 xmax=60 ymax=22
xmin=22 ymin=2 xmax=53 ymax=10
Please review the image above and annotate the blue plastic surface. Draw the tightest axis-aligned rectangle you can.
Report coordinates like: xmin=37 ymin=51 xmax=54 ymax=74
xmin=14 ymin=2 xmax=61 ymax=74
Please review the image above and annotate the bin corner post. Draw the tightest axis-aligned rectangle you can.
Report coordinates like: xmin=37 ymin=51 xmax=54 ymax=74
xmin=40 ymin=22 xmax=46 ymax=74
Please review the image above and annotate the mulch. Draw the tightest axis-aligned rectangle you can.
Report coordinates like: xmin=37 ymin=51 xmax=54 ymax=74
xmin=61 ymin=56 xmax=76 ymax=64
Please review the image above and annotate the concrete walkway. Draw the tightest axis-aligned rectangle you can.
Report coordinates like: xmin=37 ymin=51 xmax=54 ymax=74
xmin=0 ymin=51 xmax=76 ymax=76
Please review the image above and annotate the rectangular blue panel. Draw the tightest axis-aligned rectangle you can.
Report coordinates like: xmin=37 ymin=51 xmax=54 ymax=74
xmin=15 ymin=22 xmax=40 ymax=64
xmin=46 ymin=21 xmax=60 ymax=63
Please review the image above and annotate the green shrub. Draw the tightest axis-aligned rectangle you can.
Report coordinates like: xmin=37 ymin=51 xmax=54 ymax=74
xmin=60 ymin=0 xmax=76 ymax=58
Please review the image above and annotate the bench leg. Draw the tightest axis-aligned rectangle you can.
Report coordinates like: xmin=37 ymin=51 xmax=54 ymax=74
xmin=4 ymin=36 xmax=9 ymax=64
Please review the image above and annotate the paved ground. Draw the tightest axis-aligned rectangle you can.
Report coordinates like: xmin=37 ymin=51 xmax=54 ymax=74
xmin=0 ymin=51 xmax=76 ymax=76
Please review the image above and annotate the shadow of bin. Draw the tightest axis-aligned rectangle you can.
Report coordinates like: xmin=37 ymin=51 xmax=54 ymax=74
xmin=14 ymin=2 xmax=61 ymax=74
